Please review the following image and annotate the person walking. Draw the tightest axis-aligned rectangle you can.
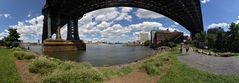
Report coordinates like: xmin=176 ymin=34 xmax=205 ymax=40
xmin=180 ymin=42 xmax=184 ymax=54
xmin=185 ymin=44 xmax=190 ymax=53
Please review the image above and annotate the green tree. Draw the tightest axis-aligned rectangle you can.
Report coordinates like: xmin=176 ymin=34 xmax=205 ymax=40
xmin=227 ymin=23 xmax=239 ymax=52
xmin=2 ymin=29 xmax=20 ymax=48
xmin=143 ymin=40 xmax=151 ymax=46
xmin=207 ymin=27 xmax=224 ymax=49
xmin=215 ymin=31 xmax=226 ymax=51
xmin=194 ymin=31 xmax=207 ymax=48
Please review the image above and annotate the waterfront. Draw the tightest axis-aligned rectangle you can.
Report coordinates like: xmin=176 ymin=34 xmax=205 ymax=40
xmin=28 ymin=44 xmax=155 ymax=66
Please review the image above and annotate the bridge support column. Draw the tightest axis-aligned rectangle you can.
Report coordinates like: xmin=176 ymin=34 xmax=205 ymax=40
xmin=67 ymin=18 xmax=73 ymax=40
xmin=43 ymin=16 xmax=86 ymax=52
xmin=73 ymin=18 xmax=80 ymax=40
xmin=47 ymin=13 xmax=51 ymax=38
xmin=56 ymin=16 xmax=62 ymax=39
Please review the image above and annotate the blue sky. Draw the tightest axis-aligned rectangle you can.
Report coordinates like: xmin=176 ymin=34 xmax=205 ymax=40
xmin=0 ymin=0 xmax=239 ymax=42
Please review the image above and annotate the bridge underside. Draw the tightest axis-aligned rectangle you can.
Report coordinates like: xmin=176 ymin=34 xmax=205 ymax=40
xmin=41 ymin=0 xmax=204 ymax=51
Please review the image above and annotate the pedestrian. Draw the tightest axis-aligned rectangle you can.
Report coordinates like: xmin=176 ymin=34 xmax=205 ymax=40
xmin=185 ymin=45 xmax=189 ymax=53
xmin=180 ymin=42 xmax=183 ymax=54
xmin=27 ymin=46 xmax=30 ymax=50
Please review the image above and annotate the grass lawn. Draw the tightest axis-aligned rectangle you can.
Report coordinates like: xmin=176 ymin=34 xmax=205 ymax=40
xmin=158 ymin=49 xmax=239 ymax=83
xmin=0 ymin=48 xmax=21 ymax=83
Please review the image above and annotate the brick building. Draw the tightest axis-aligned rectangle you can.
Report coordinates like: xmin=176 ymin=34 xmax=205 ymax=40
xmin=151 ymin=30 xmax=183 ymax=45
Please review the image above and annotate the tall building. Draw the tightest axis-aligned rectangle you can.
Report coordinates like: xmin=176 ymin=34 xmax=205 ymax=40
xmin=139 ymin=32 xmax=149 ymax=44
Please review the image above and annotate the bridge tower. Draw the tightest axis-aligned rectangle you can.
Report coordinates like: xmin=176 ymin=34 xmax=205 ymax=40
xmin=42 ymin=13 xmax=86 ymax=52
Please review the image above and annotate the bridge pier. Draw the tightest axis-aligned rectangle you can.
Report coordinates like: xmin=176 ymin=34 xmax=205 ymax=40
xmin=67 ymin=17 xmax=73 ymax=40
xmin=56 ymin=16 xmax=61 ymax=39
xmin=73 ymin=18 xmax=80 ymax=40
xmin=43 ymin=15 xmax=86 ymax=52
xmin=47 ymin=13 xmax=51 ymax=38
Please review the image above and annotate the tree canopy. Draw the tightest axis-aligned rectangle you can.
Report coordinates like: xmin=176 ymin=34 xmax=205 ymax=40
xmin=2 ymin=28 xmax=20 ymax=48
xmin=194 ymin=23 xmax=239 ymax=52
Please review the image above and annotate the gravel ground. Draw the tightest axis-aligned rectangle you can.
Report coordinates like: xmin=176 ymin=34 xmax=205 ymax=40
xmin=178 ymin=48 xmax=239 ymax=75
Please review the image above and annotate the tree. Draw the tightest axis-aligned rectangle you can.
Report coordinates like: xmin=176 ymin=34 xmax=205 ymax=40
xmin=3 ymin=28 xmax=20 ymax=48
xmin=143 ymin=40 xmax=151 ymax=46
xmin=207 ymin=27 xmax=224 ymax=49
xmin=215 ymin=31 xmax=226 ymax=51
xmin=227 ymin=23 xmax=239 ymax=52
xmin=194 ymin=31 xmax=207 ymax=48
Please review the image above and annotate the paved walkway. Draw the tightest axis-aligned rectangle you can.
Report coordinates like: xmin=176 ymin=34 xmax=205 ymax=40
xmin=178 ymin=48 xmax=239 ymax=75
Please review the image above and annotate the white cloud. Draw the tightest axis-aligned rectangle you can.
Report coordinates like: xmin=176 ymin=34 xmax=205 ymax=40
xmin=0 ymin=13 xmax=11 ymax=18
xmin=136 ymin=9 xmax=164 ymax=19
xmin=90 ymin=7 xmax=119 ymax=22
xmin=207 ymin=22 xmax=229 ymax=29
xmin=27 ymin=11 xmax=32 ymax=18
xmin=235 ymin=20 xmax=239 ymax=24
xmin=0 ymin=31 xmax=8 ymax=39
xmin=128 ymin=22 xmax=163 ymax=31
xmin=235 ymin=16 xmax=239 ymax=24
xmin=97 ymin=21 xmax=112 ymax=30
xmin=174 ymin=22 xmax=179 ymax=25
xmin=121 ymin=7 xmax=133 ymax=13
xmin=9 ymin=15 xmax=44 ymax=42
xmin=115 ymin=7 xmax=133 ymax=21
xmin=3 ymin=14 xmax=10 ymax=18
xmin=115 ymin=13 xmax=132 ymax=21
xmin=183 ymin=34 xmax=190 ymax=37
xmin=201 ymin=0 xmax=211 ymax=4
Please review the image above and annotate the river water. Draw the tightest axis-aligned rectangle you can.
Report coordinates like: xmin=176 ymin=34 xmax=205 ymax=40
xmin=28 ymin=44 xmax=155 ymax=66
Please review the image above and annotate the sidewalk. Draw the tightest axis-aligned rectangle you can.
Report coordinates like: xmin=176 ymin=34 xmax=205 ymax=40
xmin=178 ymin=48 xmax=239 ymax=75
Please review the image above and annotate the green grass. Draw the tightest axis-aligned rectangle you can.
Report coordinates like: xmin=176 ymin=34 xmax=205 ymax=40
xmin=13 ymin=51 xmax=36 ymax=60
xmin=158 ymin=48 xmax=239 ymax=83
xmin=140 ymin=51 xmax=171 ymax=75
xmin=0 ymin=48 xmax=21 ymax=83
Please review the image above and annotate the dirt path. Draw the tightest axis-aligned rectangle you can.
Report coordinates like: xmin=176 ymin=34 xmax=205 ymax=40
xmin=15 ymin=60 xmax=41 ymax=83
xmin=104 ymin=62 xmax=171 ymax=83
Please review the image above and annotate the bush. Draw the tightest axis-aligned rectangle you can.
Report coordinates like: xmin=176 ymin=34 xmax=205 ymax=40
xmin=117 ymin=66 xmax=132 ymax=76
xmin=29 ymin=56 xmax=58 ymax=74
xmin=100 ymin=66 xmax=133 ymax=80
xmin=12 ymin=47 xmax=23 ymax=51
xmin=13 ymin=51 xmax=36 ymax=60
xmin=101 ymin=69 xmax=118 ymax=79
xmin=143 ymin=40 xmax=151 ymax=46
xmin=141 ymin=64 xmax=161 ymax=75
xmin=42 ymin=68 xmax=104 ymax=83
xmin=140 ymin=53 xmax=171 ymax=75
xmin=58 ymin=61 xmax=92 ymax=70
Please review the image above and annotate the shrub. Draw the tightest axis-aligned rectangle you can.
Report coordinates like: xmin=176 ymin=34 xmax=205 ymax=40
xmin=12 ymin=47 xmax=23 ymax=51
xmin=140 ymin=53 xmax=171 ymax=75
xmin=101 ymin=69 xmax=118 ymax=79
xmin=42 ymin=68 xmax=104 ymax=83
xmin=100 ymin=66 xmax=133 ymax=80
xmin=117 ymin=66 xmax=132 ymax=76
xmin=141 ymin=63 xmax=161 ymax=75
xmin=58 ymin=61 xmax=92 ymax=70
xmin=13 ymin=51 xmax=36 ymax=60
xmin=29 ymin=56 xmax=58 ymax=74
